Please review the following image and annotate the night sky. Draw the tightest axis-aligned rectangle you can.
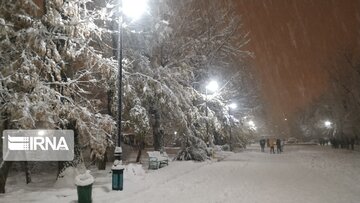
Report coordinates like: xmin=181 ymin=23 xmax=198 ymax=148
xmin=237 ymin=0 xmax=360 ymax=126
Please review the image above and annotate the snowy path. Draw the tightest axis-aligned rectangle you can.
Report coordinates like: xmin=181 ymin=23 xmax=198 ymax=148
xmin=1 ymin=145 xmax=360 ymax=203
xmin=114 ymin=146 xmax=360 ymax=203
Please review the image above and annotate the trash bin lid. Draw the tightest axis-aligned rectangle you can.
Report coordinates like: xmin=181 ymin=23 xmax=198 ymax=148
xmin=75 ymin=171 xmax=94 ymax=186
xmin=112 ymin=164 xmax=125 ymax=171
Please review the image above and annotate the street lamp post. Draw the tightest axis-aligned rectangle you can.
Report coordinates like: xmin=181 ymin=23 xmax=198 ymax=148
xmin=112 ymin=0 xmax=147 ymax=192
xmin=205 ymin=87 xmax=208 ymax=144
xmin=205 ymin=80 xmax=218 ymax=146
xmin=114 ymin=0 xmax=148 ymax=161
xmin=228 ymin=103 xmax=237 ymax=151
xmin=114 ymin=0 xmax=124 ymax=161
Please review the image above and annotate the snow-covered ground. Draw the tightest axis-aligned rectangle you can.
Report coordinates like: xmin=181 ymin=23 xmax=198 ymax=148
xmin=1 ymin=145 xmax=360 ymax=203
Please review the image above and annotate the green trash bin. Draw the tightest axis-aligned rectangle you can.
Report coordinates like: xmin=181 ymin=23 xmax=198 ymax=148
xmin=112 ymin=161 xmax=124 ymax=191
xmin=77 ymin=183 xmax=93 ymax=203
xmin=75 ymin=171 xmax=94 ymax=203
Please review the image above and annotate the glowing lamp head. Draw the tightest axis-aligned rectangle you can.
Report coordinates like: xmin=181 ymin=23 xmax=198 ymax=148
xmin=206 ymin=81 xmax=219 ymax=92
xmin=324 ymin=121 xmax=332 ymax=128
xmin=248 ymin=120 xmax=255 ymax=127
xmin=122 ymin=0 xmax=148 ymax=20
xmin=228 ymin=103 xmax=237 ymax=109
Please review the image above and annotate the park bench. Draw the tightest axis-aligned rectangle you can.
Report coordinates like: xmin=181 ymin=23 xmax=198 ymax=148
xmin=147 ymin=151 xmax=169 ymax=170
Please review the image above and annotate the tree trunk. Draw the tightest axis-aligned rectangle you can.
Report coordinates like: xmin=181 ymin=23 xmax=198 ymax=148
xmin=23 ymin=161 xmax=31 ymax=184
xmin=0 ymin=161 xmax=12 ymax=193
xmin=57 ymin=161 xmax=65 ymax=178
xmin=136 ymin=141 xmax=145 ymax=163
xmin=97 ymin=151 xmax=107 ymax=170
xmin=136 ymin=149 xmax=142 ymax=163
xmin=107 ymin=90 xmax=113 ymax=116
xmin=0 ymin=114 xmax=12 ymax=193
xmin=58 ymin=120 xmax=81 ymax=177
xmin=152 ymin=109 xmax=161 ymax=151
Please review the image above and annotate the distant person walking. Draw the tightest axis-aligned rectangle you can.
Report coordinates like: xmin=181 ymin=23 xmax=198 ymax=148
xmin=350 ymin=137 xmax=355 ymax=150
xmin=269 ymin=138 xmax=275 ymax=154
xmin=276 ymin=139 xmax=281 ymax=154
xmin=281 ymin=139 xmax=285 ymax=152
xmin=260 ymin=139 xmax=266 ymax=152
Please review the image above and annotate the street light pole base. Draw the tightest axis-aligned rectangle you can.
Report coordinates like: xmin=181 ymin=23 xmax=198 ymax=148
xmin=114 ymin=146 xmax=122 ymax=161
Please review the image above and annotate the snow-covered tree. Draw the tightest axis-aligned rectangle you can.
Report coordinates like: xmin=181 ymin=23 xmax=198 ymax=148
xmin=116 ymin=0 xmax=255 ymax=160
xmin=289 ymin=49 xmax=360 ymax=143
xmin=0 ymin=0 xmax=257 ymax=195
xmin=326 ymin=50 xmax=360 ymax=138
xmin=0 ymin=0 xmax=117 ymax=192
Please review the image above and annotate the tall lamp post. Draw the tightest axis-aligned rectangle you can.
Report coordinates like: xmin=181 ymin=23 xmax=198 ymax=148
xmin=115 ymin=0 xmax=148 ymax=161
xmin=228 ymin=103 xmax=237 ymax=151
xmin=205 ymin=80 xmax=218 ymax=146
xmin=112 ymin=0 xmax=148 ymax=192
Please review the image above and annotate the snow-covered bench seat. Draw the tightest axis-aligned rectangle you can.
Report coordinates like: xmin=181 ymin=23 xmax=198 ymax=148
xmin=147 ymin=151 xmax=169 ymax=169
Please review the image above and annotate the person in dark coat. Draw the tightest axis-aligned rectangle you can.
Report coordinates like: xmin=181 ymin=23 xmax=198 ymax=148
xmin=260 ymin=139 xmax=266 ymax=152
xmin=276 ymin=139 xmax=281 ymax=154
